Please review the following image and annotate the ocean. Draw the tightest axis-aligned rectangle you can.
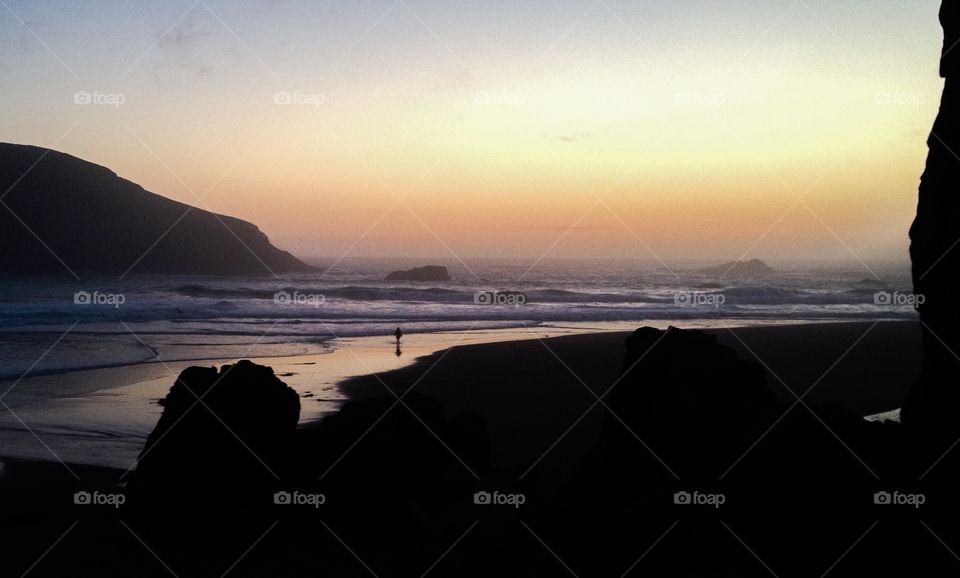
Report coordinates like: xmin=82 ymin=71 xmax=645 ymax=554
xmin=0 ymin=258 xmax=918 ymax=380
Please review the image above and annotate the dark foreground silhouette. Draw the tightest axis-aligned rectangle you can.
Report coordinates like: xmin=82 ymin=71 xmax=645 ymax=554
xmin=2 ymin=323 xmax=958 ymax=577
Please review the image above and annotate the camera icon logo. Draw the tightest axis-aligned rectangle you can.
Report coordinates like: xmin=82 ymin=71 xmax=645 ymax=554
xmin=74 ymin=291 xmax=91 ymax=305
xmin=73 ymin=91 xmax=92 ymax=105
xmin=473 ymin=491 xmax=492 ymax=505
xmin=274 ymin=491 xmax=292 ymax=505
xmin=874 ymin=291 xmax=892 ymax=305
xmin=273 ymin=91 xmax=292 ymax=105
xmin=74 ymin=491 xmax=91 ymax=505
xmin=874 ymin=491 xmax=892 ymax=505
xmin=674 ymin=292 xmax=691 ymax=306
xmin=274 ymin=291 xmax=291 ymax=305
xmin=673 ymin=491 xmax=691 ymax=505
xmin=674 ymin=91 xmax=693 ymax=106
xmin=474 ymin=291 xmax=493 ymax=305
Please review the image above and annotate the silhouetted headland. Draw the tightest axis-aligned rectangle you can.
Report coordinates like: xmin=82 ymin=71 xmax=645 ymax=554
xmin=0 ymin=143 xmax=312 ymax=276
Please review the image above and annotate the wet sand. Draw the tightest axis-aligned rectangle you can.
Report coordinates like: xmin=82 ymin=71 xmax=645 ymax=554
xmin=0 ymin=323 xmax=679 ymax=469
xmin=0 ymin=320 xmax=921 ymax=483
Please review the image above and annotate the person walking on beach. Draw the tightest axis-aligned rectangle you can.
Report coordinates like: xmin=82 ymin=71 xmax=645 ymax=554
xmin=394 ymin=327 xmax=403 ymax=345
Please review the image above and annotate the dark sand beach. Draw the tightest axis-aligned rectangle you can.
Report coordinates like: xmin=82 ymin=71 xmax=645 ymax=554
xmin=339 ymin=321 xmax=920 ymax=485
xmin=346 ymin=321 xmax=920 ymax=414
xmin=2 ymin=320 xmax=930 ymax=576
xmin=2 ymin=320 xmax=923 ymax=496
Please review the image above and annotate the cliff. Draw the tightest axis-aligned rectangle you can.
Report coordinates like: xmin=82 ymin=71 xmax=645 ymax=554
xmin=0 ymin=143 xmax=312 ymax=276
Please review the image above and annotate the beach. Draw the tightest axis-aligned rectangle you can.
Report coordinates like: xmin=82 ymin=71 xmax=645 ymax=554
xmin=339 ymin=321 xmax=920 ymax=485
xmin=0 ymin=319 xmax=927 ymax=576
xmin=1 ymin=320 xmax=920 ymax=491
xmin=0 ymin=322 xmax=686 ymax=469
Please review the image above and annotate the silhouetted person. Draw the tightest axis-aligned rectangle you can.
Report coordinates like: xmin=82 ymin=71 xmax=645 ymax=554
xmin=394 ymin=326 xmax=403 ymax=345
xmin=904 ymin=2 xmax=960 ymax=433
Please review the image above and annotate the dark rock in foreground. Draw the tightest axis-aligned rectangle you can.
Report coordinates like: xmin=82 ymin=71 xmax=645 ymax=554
xmin=385 ymin=265 xmax=452 ymax=282
xmin=128 ymin=360 xmax=300 ymax=507
xmin=126 ymin=359 xmax=489 ymax=575
xmin=0 ymin=143 xmax=312 ymax=276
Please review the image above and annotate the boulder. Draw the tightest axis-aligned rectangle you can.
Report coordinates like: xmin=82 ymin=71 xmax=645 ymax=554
xmin=129 ymin=360 xmax=300 ymax=507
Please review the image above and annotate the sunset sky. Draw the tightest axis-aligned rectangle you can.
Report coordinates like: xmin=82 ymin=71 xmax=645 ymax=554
xmin=0 ymin=0 xmax=945 ymax=264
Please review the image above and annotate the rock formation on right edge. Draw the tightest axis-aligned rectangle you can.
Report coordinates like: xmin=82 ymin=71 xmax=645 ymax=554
xmin=904 ymin=3 xmax=960 ymax=435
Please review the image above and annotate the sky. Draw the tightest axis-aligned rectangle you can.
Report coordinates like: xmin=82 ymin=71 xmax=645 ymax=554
xmin=0 ymin=0 xmax=946 ymax=266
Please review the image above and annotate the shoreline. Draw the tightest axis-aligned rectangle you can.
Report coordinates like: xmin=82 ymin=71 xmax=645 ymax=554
xmin=0 ymin=316 xmax=911 ymax=383
xmin=0 ymin=319 xmax=920 ymax=472
xmin=0 ymin=317 xmax=857 ymax=403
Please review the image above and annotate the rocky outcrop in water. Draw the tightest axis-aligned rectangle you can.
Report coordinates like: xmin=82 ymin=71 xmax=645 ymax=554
xmin=385 ymin=265 xmax=452 ymax=282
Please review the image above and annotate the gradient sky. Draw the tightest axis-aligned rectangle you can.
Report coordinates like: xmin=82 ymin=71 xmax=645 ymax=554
xmin=0 ymin=0 xmax=945 ymax=265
